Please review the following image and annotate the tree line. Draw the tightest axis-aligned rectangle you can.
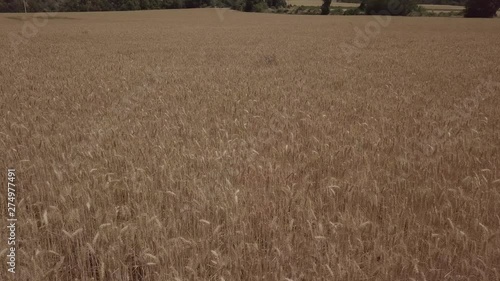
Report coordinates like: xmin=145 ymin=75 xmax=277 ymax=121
xmin=0 ymin=0 xmax=285 ymax=12
xmin=322 ymin=0 xmax=499 ymax=17
xmin=0 ymin=0 xmax=215 ymax=12
xmin=0 ymin=0 xmax=497 ymax=17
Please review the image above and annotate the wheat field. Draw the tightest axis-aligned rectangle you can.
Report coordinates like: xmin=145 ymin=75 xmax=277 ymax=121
xmin=1 ymin=8 xmax=500 ymax=281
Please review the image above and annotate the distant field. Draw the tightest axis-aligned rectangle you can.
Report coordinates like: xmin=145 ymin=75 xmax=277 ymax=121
xmin=1 ymin=9 xmax=500 ymax=281
xmin=287 ymin=0 xmax=465 ymax=11
xmin=288 ymin=0 xmax=360 ymax=7
xmin=421 ymin=4 xmax=465 ymax=10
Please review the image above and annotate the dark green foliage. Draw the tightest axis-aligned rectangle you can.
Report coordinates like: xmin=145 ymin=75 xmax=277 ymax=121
xmin=267 ymin=0 xmax=286 ymax=8
xmin=240 ymin=0 xmax=288 ymax=11
xmin=0 ymin=0 xmax=282 ymax=12
xmin=464 ymin=0 xmax=499 ymax=17
xmin=243 ymin=0 xmax=267 ymax=11
xmin=139 ymin=0 xmax=150 ymax=9
xmin=358 ymin=0 xmax=366 ymax=9
xmin=321 ymin=0 xmax=332 ymax=14
xmin=254 ymin=1 xmax=269 ymax=10
xmin=363 ymin=0 xmax=417 ymax=15
xmin=122 ymin=0 xmax=140 ymax=10
xmin=229 ymin=0 xmax=245 ymax=9
xmin=411 ymin=4 xmax=427 ymax=14
xmin=342 ymin=0 xmax=468 ymax=5
xmin=212 ymin=0 xmax=237 ymax=6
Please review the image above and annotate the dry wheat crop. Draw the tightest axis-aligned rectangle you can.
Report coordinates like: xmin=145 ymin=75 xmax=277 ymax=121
xmin=1 ymin=8 xmax=500 ymax=281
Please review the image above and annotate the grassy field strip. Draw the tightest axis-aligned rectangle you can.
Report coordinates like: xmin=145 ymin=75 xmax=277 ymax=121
xmin=288 ymin=0 xmax=465 ymax=10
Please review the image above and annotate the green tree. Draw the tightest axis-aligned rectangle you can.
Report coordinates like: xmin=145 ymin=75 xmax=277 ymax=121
xmin=121 ymin=0 xmax=140 ymax=10
xmin=266 ymin=0 xmax=286 ymax=8
xmin=147 ymin=0 xmax=161 ymax=9
xmin=321 ymin=0 xmax=332 ymax=14
xmin=93 ymin=0 xmax=114 ymax=10
xmin=0 ymin=0 xmax=24 ymax=13
xmin=139 ymin=0 xmax=150 ymax=9
xmin=364 ymin=0 xmax=417 ymax=15
xmin=243 ymin=0 xmax=268 ymax=11
xmin=61 ymin=0 xmax=82 ymax=11
xmin=464 ymin=0 xmax=499 ymax=17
